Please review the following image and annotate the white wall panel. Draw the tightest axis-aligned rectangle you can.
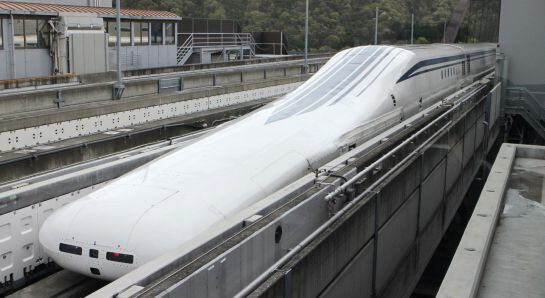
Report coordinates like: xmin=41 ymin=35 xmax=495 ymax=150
xmin=0 ymin=183 xmax=106 ymax=284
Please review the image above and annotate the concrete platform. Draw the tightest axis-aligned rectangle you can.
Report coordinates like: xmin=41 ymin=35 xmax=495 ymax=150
xmin=438 ymin=144 xmax=545 ymax=298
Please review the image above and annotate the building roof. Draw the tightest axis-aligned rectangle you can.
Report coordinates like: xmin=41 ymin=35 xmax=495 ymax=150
xmin=0 ymin=1 xmax=180 ymax=20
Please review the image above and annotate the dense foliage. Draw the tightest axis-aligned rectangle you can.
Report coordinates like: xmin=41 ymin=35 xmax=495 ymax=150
xmin=121 ymin=0 xmax=461 ymax=51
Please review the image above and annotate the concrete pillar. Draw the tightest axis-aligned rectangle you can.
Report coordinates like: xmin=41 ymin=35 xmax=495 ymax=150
xmin=6 ymin=17 xmax=16 ymax=80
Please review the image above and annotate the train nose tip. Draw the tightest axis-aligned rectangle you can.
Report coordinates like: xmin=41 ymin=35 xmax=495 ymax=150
xmin=39 ymin=210 xmax=65 ymax=255
xmin=38 ymin=201 xmax=139 ymax=280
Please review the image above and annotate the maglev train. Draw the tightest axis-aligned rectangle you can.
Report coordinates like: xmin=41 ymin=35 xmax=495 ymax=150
xmin=39 ymin=43 xmax=496 ymax=280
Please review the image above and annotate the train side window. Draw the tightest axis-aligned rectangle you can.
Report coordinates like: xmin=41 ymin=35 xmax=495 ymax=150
xmin=441 ymin=70 xmax=443 ymax=79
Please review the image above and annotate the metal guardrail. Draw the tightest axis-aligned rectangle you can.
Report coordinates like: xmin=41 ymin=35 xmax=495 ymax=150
xmin=177 ymin=33 xmax=257 ymax=65
xmin=505 ymin=86 xmax=545 ymax=140
xmin=177 ymin=34 xmax=194 ymax=65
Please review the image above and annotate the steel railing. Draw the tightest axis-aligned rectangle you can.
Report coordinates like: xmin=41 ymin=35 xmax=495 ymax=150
xmin=176 ymin=34 xmax=194 ymax=65
xmin=177 ymin=33 xmax=257 ymax=65
xmin=505 ymin=86 xmax=545 ymax=140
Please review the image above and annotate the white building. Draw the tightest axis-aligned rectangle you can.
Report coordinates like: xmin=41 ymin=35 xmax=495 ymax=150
xmin=0 ymin=0 xmax=180 ymax=80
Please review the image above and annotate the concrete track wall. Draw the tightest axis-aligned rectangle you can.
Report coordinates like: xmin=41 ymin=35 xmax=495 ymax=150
xmin=255 ymin=94 xmax=488 ymax=298
xmin=0 ymin=59 xmax=326 ymax=118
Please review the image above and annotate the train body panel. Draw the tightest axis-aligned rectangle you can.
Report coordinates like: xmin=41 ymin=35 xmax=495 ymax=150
xmin=39 ymin=44 xmax=496 ymax=280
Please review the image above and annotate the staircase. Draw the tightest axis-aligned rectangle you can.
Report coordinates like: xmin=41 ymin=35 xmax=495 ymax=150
xmin=235 ymin=33 xmax=256 ymax=58
xmin=505 ymin=87 xmax=545 ymax=140
xmin=177 ymin=34 xmax=194 ymax=66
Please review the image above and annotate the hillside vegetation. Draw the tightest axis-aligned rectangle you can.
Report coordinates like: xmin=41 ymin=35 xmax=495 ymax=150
xmin=122 ymin=0 xmax=459 ymax=51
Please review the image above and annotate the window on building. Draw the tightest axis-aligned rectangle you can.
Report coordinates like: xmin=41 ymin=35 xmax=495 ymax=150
xmin=141 ymin=22 xmax=149 ymax=45
xmin=24 ymin=19 xmax=39 ymax=48
xmin=151 ymin=22 xmax=163 ymax=45
xmin=13 ymin=18 xmax=46 ymax=49
xmin=106 ymin=21 xmax=116 ymax=46
xmin=133 ymin=22 xmax=149 ymax=45
xmin=38 ymin=20 xmax=49 ymax=47
xmin=133 ymin=22 xmax=141 ymax=45
xmin=120 ymin=21 xmax=131 ymax=46
xmin=13 ymin=19 xmax=25 ymax=48
xmin=165 ymin=23 xmax=175 ymax=45
xmin=0 ymin=19 xmax=3 ymax=49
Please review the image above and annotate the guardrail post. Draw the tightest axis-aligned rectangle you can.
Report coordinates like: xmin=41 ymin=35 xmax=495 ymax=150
xmin=371 ymin=191 xmax=379 ymax=298
xmin=54 ymin=90 xmax=65 ymax=108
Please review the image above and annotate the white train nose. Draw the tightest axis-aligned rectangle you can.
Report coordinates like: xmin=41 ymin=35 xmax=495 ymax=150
xmin=39 ymin=199 xmax=141 ymax=280
xmin=39 ymin=185 xmax=178 ymax=280
xmin=39 ymin=200 xmax=90 ymax=275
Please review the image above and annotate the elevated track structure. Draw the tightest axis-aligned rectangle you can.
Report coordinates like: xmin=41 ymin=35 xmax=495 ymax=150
xmin=3 ymin=69 xmax=502 ymax=297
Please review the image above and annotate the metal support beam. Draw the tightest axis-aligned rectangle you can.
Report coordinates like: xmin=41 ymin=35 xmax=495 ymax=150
xmin=375 ymin=7 xmax=379 ymax=45
xmin=113 ymin=0 xmax=125 ymax=100
xmin=304 ymin=0 xmax=309 ymax=72
xmin=411 ymin=13 xmax=415 ymax=44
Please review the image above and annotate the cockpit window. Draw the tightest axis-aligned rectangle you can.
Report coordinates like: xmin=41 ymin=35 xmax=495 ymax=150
xmin=59 ymin=243 xmax=82 ymax=255
xmin=106 ymin=252 xmax=134 ymax=264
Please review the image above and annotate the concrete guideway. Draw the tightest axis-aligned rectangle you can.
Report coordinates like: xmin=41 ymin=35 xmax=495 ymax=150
xmin=0 ymin=128 xmax=216 ymax=296
xmin=0 ymin=80 xmax=304 ymax=152
xmin=0 ymin=57 xmax=329 ymax=155
xmin=438 ymin=144 xmax=545 ymax=298
xmin=0 ymin=57 xmax=329 ymax=118
xmin=0 ymin=96 xmax=277 ymax=184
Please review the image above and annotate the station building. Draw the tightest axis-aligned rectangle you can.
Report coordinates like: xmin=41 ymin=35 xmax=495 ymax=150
xmin=0 ymin=0 xmax=184 ymax=80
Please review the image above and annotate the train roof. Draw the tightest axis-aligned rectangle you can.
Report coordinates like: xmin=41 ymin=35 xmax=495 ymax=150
xmin=397 ymin=43 xmax=496 ymax=60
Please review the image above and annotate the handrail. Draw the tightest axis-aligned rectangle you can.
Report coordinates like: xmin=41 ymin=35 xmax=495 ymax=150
xmin=506 ymin=86 xmax=545 ymax=120
xmin=177 ymin=33 xmax=256 ymax=61
xmin=176 ymin=34 xmax=194 ymax=65
xmin=324 ymin=83 xmax=487 ymax=202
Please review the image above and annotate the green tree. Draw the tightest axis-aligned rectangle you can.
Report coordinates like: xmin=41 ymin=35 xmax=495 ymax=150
xmin=122 ymin=0 xmax=463 ymax=50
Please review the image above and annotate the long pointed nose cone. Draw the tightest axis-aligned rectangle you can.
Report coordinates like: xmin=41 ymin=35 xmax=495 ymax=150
xmin=39 ymin=185 xmax=178 ymax=280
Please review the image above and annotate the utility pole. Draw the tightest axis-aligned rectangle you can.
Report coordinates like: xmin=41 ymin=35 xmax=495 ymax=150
xmin=411 ymin=13 xmax=414 ymax=44
xmin=443 ymin=20 xmax=447 ymax=43
xmin=374 ymin=7 xmax=379 ymax=45
xmin=304 ymin=0 xmax=309 ymax=72
xmin=113 ymin=0 xmax=125 ymax=100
